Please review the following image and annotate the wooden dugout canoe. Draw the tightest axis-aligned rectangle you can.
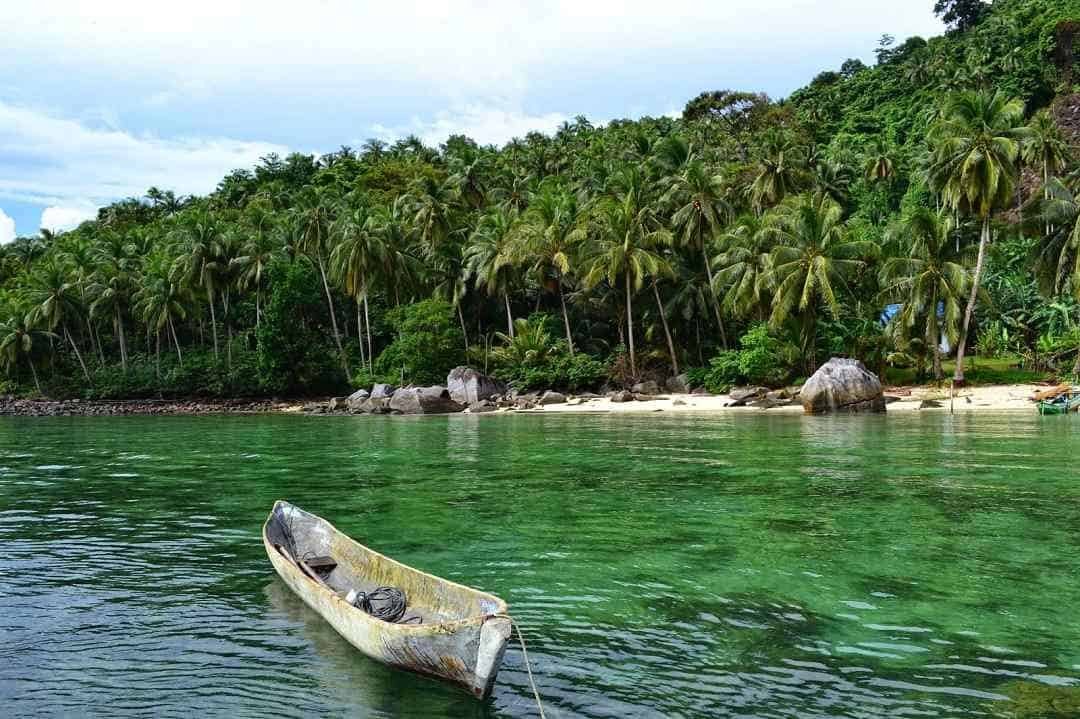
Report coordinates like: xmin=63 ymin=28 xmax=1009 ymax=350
xmin=263 ymin=500 xmax=512 ymax=699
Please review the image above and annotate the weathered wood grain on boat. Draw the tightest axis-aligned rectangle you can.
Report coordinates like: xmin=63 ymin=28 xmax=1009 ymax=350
xmin=263 ymin=500 xmax=512 ymax=698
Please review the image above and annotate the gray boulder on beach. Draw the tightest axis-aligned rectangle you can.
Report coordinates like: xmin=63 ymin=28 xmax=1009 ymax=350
xmin=345 ymin=389 xmax=370 ymax=412
xmin=631 ymin=380 xmax=661 ymax=395
xmin=539 ymin=390 xmax=567 ymax=405
xmin=370 ymin=383 xmax=397 ymax=400
xmin=800 ymin=358 xmax=886 ymax=414
xmin=447 ymin=367 xmax=506 ymax=405
xmin=389 ymin=386 xmax=465 ymax=415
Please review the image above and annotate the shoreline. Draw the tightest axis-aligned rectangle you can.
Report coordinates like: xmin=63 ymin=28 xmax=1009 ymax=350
xmin=523 ymin=383 xmax=1048 ymax=415
xmin=0 ymin=383 xmax=1055 ymax=417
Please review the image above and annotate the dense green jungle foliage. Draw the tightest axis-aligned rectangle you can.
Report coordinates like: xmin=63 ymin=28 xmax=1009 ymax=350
xmin=3 ymin=0 xmax=1080 ymax=399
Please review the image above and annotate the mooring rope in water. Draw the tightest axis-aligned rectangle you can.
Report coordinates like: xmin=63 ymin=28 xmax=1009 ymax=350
xmin=496 ymin=614 xmax=547 ymax=719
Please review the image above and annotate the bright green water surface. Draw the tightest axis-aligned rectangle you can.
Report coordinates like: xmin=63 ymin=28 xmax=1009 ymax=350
xmin=2 ymin=412 xmax=1079 ymax=718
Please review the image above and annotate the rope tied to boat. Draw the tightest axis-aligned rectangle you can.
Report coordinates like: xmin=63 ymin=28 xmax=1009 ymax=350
xmin=494 ymin=614 xmax=547 ymax=719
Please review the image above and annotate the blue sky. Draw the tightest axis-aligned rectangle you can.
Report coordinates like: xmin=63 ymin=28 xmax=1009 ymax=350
xmin=0 ymin=1 xmax=942 ymax=241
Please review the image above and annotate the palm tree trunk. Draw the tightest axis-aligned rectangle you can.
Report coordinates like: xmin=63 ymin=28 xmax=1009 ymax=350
xmin=653 ymin=281 xmax=678 ymax=374
xmin=169 ymin=316 xmax=183 ymax=365
xmin=363 ymin=292 xmax=374 ymax=373
xmin=457 ymin=303 xmax=470 ymax=352
xmin=954 ymin=216 xmax=991 ymax=385
xmin=155 ymin=331 xmax=161 ymax=381
xmin=316 ymin=255 xmax=350 ymax=376
xmin=557 ymin=274 xmax=574 ymax=357
xmin=29 ymin=359 xmax=41 ymax=395
xmin=504 ymin=293 xmax=515 ymax=338
xmin=702 ymin=243 xmax=728 ymax=349
xmin=115 ymin=306 xmax=128 ymax=372
xmin=255 ymin=289 xmax=262 ymax=328
xmin=626 ymin=274 xmax=637 ymax=378
xmin=64 ymin=324 xmax=90 ymax=382
xmin=208 ymin=288 xmax=219 ymax=360
xmin=356 ymin=300 xmax=366 ymax=371
xmin=929 ymin=295 xmax=942 ymax=381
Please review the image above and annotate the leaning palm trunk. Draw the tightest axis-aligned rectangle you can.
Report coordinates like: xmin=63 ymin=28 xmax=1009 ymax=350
xmin=363 ymin=291 xmax=374 ymax=373
xmin=28 ymin=359 xmax=42 ymax=395
xmin=208 ymin=288 xmax=219 ymax=360
xmin=929 ymin=293 xmax=942 ymax=381
xmin=503 ymin=293 xmax=514 ymax=338
xmin=458 ymin=303 xmax=470 ymax=352
xmin=701 ymin=243 xmax=728 ymax=349
xmin=168 ymin=316 xmax=183 ymax=365
xmin=653 ymin=281 xmax=678 ymax=375
xmin=115 ymin=306 xmax=128 ymax=372
xmin=356 ymin=301 xmax=366 ymax=370
xmin=954 ymin=217 xmax=991 ymax=384
xmin=626 ymin=274 xmax=637 ymax=378
xmin=316 ymin=255 xmax=350 ymax=377
xmin=64 ymin=324 xmax=90 ymax=382
xmin=557 ymin=274 xmax=574 ymax=357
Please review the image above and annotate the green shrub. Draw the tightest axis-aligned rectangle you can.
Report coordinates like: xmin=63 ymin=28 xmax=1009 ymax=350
xmin=699 ymin=324 xmax=796 ymax=393
xmin=488 ymin=314 xmax=608 ymax=391
xmin=702 ymin=351 xmax=742 ymax=394
xmin=373 ymin=299 xmax=465 ymax=386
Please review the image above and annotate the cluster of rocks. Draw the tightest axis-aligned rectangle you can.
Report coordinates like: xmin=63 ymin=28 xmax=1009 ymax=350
xmin=308 ymin=358 xmax=889 ymax=417
xmin=0 ymin=396 xmax=286 ymax=417
xmin=313 ymin=366 xmax=699 ymax=417
xmin=724 ymin=386 xmax=800 ymax=409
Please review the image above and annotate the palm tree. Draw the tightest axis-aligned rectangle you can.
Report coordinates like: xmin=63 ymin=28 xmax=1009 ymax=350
xmin=1022 ymin=109 xmax=1071 ymax=236
xmin=666 ymin=160 xmax=733 ymax=347
xmin=373 ymin=197 xmax=420 ymax=307
xmin=170 ymin=209 xmax=227 ymax=360
xmin=864 ymin=139 xmax=897 ymax=184
xmin=134 ymin=252 xmax=190 ymax=367
xmin=411 ymin=176 xmax=457 ymax=257
xmin=464 ymin=207 xmax=520 ymax=338
xmin=879 ymin=208 xmax=973 ymax=380
xmin=712 ymin=214 xmax=775 ymax=321
xmin=88 ymin=231 xmax=137 ymax=371
xmin=0 ymin=312 xmax=55 ymax=394
xmin=764 ymin=193 xmax=876 ymax=372
xmin=512 ymin=183 xmax=582 ymax=354
xmin=927 ymin=90 xmax=1028 ymax=383
xmin=231 ymin=200 xmax=279 ymax=327
xmin=331 ymin=203 xmax=385 ymax=372
xmin=749 ymin=130 xmax=809 ymax=214
xmin=24 ymin=256 xmax=91 ymax=381
xmin=292 ymin=187 xmax=349 ymax=376
xmin=583 ymin=192 xmax=672 ymax=378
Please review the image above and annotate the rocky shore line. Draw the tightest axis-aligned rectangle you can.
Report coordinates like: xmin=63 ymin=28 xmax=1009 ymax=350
xmin=0 ymin=396 xmax=295 ymax=417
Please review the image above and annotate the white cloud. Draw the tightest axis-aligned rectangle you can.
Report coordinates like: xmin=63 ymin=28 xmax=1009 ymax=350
xmin=373 ymin=104 xmax=570 ymax=148
xmin=0 ymin=209 xmax=14 ymax=244
xmin=0 ymin=2 xmax=942 ymax=111
xmin=41 ymin=204 xmax=97 ymax=232
xmin=0 ymin=101 xmax=289 ymax=213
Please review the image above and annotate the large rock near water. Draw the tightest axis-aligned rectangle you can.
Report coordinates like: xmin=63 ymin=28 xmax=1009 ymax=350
xmin=800 ymin=358 xmax=885 ymax=414
xmin=389 ymin=386 xmax=464 ymax=415
xmin=371 ymin=383 xmax=397 ymax=400
xmin=446 ymin=367 xmax=506 ymax=405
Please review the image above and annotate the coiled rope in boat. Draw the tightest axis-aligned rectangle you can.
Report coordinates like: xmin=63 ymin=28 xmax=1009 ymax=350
xmin=348 ymin=586 xmax=422 ymax=624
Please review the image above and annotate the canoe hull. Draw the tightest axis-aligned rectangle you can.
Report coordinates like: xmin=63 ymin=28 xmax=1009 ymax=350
xmin=263 ymin=503 xmax=511 ymax=698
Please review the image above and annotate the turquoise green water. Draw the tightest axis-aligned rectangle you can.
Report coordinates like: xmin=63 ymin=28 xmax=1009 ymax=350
xmin=2 ymin=413 xmax=1079 ymax=718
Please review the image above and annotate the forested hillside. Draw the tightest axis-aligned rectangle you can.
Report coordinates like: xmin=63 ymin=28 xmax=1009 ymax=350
xmin=2 ymin=0 xmax=1079 ymax=399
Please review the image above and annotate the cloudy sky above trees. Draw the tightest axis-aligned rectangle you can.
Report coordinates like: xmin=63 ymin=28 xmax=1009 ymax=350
xmin=0 ymin=1 xmax=941 ymax=240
